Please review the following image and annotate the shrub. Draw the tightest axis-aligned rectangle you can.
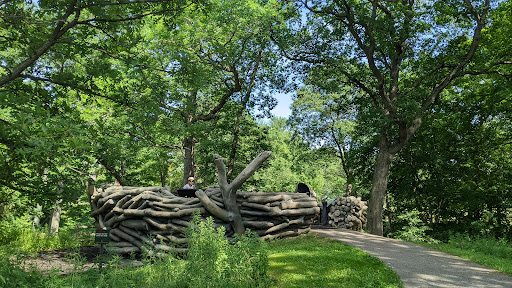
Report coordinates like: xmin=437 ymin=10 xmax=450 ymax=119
xmin=179 ymin=212 xmax=270 ymax=287
xmin=388 ymin=209 xmax=438 ymax=243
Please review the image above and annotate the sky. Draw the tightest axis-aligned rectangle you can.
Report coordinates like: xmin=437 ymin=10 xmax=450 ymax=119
xmin=271 ymin=92 xmax=294 ymax=118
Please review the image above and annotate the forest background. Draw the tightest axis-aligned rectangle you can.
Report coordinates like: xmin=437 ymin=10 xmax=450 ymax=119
xmin=0 ymin=0 xmax=510 ymax=242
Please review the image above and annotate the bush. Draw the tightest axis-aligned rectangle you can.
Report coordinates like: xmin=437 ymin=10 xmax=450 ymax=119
xmin=0 ymin=217 xmax=28 ymax=246
xmin=1 ymin=212 xmax=270 ymax=288
xmin=388 ymin=209 xmax=438 ymax=243
xmin=179 ymin=213 xmax=270 ymax=287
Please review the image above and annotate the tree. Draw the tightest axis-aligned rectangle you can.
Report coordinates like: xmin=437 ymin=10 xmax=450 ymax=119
xmin=279 ymin=0 xmax=493 ymax=235
xmin=388 ymin=75 xmax=512 ymax=238
xmin=387 ymin=1 xmax=512 ymax=238
xmin=0 ymin=0 xmax=194 ymax=231
xmin=289 ymin=85 xmax=358 ymax=195
xmin=134 ymin=0 xmax=286 ymax=185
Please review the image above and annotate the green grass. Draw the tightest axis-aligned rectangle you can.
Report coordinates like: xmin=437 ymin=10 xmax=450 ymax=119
xmin=267 ymin=233 xmax=403 ymax=288
xmin=420 ymin=234 xmax=512 ymax=276
xmin=0 ymin=231 xmax=404 ymax=288
xmin=7 ymin=227 xmax=511 ymax=288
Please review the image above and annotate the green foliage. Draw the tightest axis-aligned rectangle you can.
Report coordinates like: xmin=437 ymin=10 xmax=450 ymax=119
xmin=0 ymin=211 xmax=270 ymax=288
xmin=0 ymin=217 xmax=30 ymax=247
xmin=3 ymin=226 xmax=91 ymax=253
xmin=387 ymin=61 xmax=512 ymax=240
xmin=388 ymin=210 xmax=438 ymax=244
xmin=0 ymin=255 xmax=44 ymax=288
xmin=182 ymin=212 xmax=270 ymax=287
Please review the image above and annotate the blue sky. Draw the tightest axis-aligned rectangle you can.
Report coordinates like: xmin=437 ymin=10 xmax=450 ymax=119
xmin=271 ymin=92 xmax=293 ymax=118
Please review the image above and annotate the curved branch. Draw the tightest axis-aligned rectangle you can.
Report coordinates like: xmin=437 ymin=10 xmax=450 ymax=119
xmin=195 ymin=190 xmax=229 ymax=222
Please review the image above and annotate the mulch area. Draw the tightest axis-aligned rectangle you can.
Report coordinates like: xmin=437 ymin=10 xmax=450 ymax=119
xmin=13 ymin=245 xmax=107 ymax=275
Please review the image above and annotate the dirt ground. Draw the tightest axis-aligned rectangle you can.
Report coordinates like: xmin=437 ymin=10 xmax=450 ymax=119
xmin=13 ymin=245 xmax=110 ymax=275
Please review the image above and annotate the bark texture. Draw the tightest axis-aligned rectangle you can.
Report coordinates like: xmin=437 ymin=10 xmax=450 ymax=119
xmin=367 ymin=140 xmax=394 ymax=236
xmin=89 ymin=152 xmax=319 ymax=254
xmin=327 ymin=196 xmax=367 ymax=231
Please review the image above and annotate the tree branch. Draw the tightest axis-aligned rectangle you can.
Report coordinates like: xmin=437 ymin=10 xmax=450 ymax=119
xmin=0 ymin=0 xmax=80 ymax=87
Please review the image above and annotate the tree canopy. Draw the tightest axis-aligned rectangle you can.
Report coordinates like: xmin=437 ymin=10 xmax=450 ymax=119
xmin=0 ymin=0 xmax=510 ymax=239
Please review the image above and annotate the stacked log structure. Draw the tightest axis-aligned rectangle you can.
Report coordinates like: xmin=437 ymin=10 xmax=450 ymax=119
xmin=90 ymin=185 xmax=319 ymax=254
xmin=327 ymin=196 xmax=367 ymax=231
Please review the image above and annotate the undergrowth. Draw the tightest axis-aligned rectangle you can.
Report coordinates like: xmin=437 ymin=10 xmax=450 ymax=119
xmin=0 ymin=213 xmax=270 ymax=288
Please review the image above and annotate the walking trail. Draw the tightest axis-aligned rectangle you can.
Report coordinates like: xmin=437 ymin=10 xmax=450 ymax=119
xmin=311 ymin=228 xmax=512 ymax=288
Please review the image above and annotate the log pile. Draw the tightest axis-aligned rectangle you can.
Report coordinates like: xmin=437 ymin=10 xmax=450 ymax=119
xmin=327 ymin=196 xmax=367 ymax=231
xmin=90 ymin=185 xmax=320 ymax=254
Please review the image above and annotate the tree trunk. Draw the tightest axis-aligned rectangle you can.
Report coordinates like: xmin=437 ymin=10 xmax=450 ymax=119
xmin=49 ymin=199 xmax=62 ymax=234
xmin=182 ymin=135 xmax=195 ymax=186
xmin=366 ymin=137 xmax=395 ymax=236
xmin=49 ymin=180 xmax=64 ymax=234
xmin=214 ymin=151 xmax=272 ymax=235
xmin=160 ymin=169 xmax=167 ymax=187
xmin=227 ymin=49 xmax=262 ymax=178
xmin=33 ymin=203 xmax=42 ymax=229
xmin=99 ymin=158 xmax=126 ymax=186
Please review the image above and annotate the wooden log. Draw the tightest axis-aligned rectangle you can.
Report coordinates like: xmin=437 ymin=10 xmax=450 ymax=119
xmin=107 ymin=246 xmax=140 ymax=254
xmin=241 ymin=202 xmax=279 ymax=213
xmin=195 ymin=189 xmax=229 ymax=222
xmin=151 ymin=201 xmax=203 ymax=210
xmin=109 ymin=229 xmax=121 ymax=242
xmin=113 ymin=207 xmax=205 ymax=218
xmin=148 ymin=231 xmax=189 ymax=244
xmin=243 ymin=220 xmax=275 ymax=229
xmin=237 ymin=191 xmax=309 ymax=198
xmin=161 ymin=197 xmax=196 ymax=204
xmin=280 ymin=200 xmax=319 ymax=209
xmin=153 ymin=233 xmax=169 ymax=242
xmin=183 ymin=198 xmax=200 ymax=205
xmin=118 ymin=225 xmax=151 ymax=245
xmin=261 ymin=228 xmax=310 ymax=240
xmin=154 ymin=244 xmax=188 ymax=254
xmin=124 ymin=191 xmax=162 ymax=209
xmin=240 ymin=209 xmax=270 ymax=217
xmin=245 ymin=194 xmax=310 ymax=203
xmin=98 ymin=214 xmax=107 ymax=229
xmin=171 ymin=219 xmax=191 ymax=228
xmin=91 ymin=199 xmax=115 ymax=217
xmin=111 ymin=227 xmax=144 ymax=248
xmin=144 ymin=217 xmax=186 ymax=233
xmin=204 ymin=187 xmax=222 ymax=196
xmin=105 ymin=214 xmax=131 ymax=227
xmin=116 ymin=195 xmax=132 ymax=209
xmin=97 ymin=187 xmax=161 ymax=206
xmin=279 ymin=207 xmax=320 ymax=217
xmin=120 ymin=219 xmax=150 ymax=231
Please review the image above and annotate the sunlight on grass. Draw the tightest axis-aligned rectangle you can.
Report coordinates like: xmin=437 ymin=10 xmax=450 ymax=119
xmin=1 ymin=229 xmax=404 ymax=288
xmin=420 ymin=235 xmax=512 ymax=276
xmin=267 ymin=233 xmax=403 ymax=288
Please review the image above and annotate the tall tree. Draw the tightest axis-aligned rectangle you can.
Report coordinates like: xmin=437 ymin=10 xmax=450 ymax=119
xmin=289 ymin=85 xmax=358 ymax=195
xmin=279 ymin=0 xmax=493 ymax=235
xmin=388 ymin=1 xmax=512 ymax=238
xmin=137 ymin=0 xmax=286 ymax=185
xmin=0 ymin=0 xmax=194 ymax=230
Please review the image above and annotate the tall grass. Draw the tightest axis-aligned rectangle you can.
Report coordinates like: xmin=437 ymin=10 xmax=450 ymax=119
xmin=0 ymin=214 xmax=270 ymax=288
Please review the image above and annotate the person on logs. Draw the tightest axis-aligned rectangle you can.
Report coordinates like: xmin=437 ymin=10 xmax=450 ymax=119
xmin=183 ymin=177 xmax=196 ymax=189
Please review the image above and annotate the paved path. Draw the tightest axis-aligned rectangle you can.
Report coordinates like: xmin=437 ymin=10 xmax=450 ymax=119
xmin=311 ymin=228 xmax=512 ymax=288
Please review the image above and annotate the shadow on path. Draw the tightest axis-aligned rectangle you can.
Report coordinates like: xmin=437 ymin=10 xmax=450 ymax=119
xmin=311 ymin=228 xmax=512 ymax=288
